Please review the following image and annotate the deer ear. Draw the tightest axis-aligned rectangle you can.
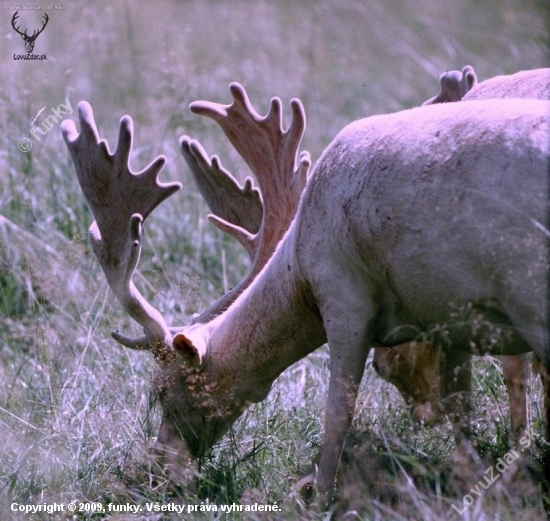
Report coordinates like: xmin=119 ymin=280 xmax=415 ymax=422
xmin=173 ymin=332 xmax=204 ymax=365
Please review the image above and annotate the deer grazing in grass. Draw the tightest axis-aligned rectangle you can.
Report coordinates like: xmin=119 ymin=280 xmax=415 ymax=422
xmin=373 ymin=339 xmax=549 ymax=442
xmin=62 ymin=84 xmax=550 ymax=501
xmin=374 ymin=67 xmax=550 ymax=444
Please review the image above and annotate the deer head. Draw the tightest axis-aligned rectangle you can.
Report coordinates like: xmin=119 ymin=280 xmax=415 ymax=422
xmin=61 ymin=84 xmax=310 ymax=475
xmin=11 ymin=11 xmax=49 ymax=54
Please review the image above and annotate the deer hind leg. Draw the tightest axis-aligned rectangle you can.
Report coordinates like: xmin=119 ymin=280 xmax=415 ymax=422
xmin=532 ymin=354 xmax=550 ymax=431
xmin=532 ymin=354 xmax=550 ymax=509
xmin=502 ymin=354 xmax=529 ymax=444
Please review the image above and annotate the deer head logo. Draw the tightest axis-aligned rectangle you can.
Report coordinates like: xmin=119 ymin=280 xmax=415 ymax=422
xmin=11 ymin=11 xmax=49 ymax=54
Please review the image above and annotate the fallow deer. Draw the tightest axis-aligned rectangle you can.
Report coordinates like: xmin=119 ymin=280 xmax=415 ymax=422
xmin=374 ymin=67 xmax=550 ymax=444
xmin=373 ymin=341 xmax=548 ymax=442
xmin=62 ymin=87 xmax=550 ymax=500
xmin=423 ymin=66 xmax=550 ymax=105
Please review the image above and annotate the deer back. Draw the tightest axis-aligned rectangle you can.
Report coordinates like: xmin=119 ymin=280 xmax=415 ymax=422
xmin=295 ymin=98 xmax=550 ymax=359
xmin=464 ymin=68 xmax=550 ymax=101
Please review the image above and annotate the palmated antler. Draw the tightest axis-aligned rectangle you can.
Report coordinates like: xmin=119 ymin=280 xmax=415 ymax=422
xmin=180 ymin=83 xmax=310 ymax=320
xmin=180 ymin=139 xmax=263 ymax=258
xmin=422 ymin=65 xmax=478 ymax=105
xmin=61 ymin=102 xmax=181 ymax=360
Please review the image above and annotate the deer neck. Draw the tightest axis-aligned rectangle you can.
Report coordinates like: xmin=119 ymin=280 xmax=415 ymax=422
xmin=201 ymin=230 xmax=326 ymax=402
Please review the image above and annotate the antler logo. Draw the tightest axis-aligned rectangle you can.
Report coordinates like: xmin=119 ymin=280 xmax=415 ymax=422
xmin=11 ymin=11 xmax=49 ymax=54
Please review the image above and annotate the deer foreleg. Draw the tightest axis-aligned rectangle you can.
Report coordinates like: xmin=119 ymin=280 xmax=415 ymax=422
xmin=312 ymin=283 xmax=376 ymax=499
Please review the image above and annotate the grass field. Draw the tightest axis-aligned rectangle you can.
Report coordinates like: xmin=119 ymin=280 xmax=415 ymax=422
xmin=1 ymin=0 xmax=549 ymax=518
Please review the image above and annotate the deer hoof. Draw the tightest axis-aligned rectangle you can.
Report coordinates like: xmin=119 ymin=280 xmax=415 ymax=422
xmin=295 ymin=473 xmax=316 ymax=502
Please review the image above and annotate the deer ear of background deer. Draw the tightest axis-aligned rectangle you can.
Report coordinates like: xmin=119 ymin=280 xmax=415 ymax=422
xmin=173 ymin=332 xmax=205 ymax=364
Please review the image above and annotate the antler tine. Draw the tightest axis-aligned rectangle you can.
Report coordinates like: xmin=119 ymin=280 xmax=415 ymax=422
xmin=31 ymin=12 xmax=48 ymax=37
xmin=189 ymin=83 xmax=308 ymax=183
xmin=61 ymin=101 xmax=182 ymax=361
xmin=461 ymin=65 xmax=478 ymax=92
xmin=11 ymin=11 xmax=24 ymax=36
xmin=179 ymin=136 xmax=262 ymax=258
xmin=189 ymin=82 xmax=309 ymax=274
